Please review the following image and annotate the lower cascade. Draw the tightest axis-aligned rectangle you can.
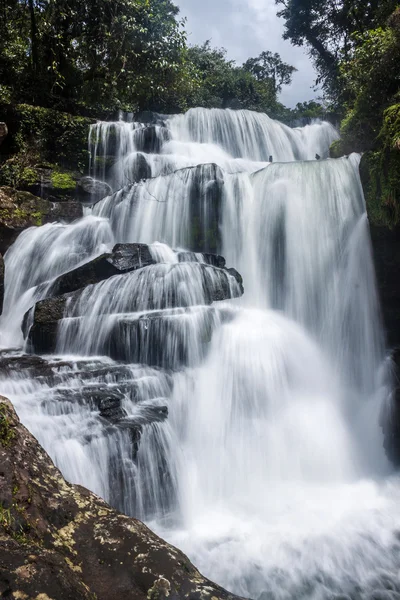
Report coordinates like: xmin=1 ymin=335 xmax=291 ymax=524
xmin=0 ymin=107 xmax=399 ymax=600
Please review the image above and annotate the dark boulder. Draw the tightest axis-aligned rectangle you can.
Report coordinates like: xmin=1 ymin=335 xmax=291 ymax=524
xmin=0 ymin=395 xmax=244 ymax=600
xmin=25 ymin=295 xmax=67 ymax=354
xmin=77 ymin=175 xmax=112 ymax=203
xmin=0 ymin=253 xmax=4 ymax=315
xmin=51 ymin=243 xmax=156 ymax=296
xmin=370 ymin=226 xmax=400 ymax=465
xmin=0 ymin=122 xmax=7 ymax=146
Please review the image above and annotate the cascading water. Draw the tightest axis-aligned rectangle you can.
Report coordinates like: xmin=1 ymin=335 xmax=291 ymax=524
xmin=1 ymin=107 xmax=399 ymax=600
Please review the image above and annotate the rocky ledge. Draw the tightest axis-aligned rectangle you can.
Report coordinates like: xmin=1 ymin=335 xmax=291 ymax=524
xmin=0 ymin=395 xmax=243 ymax=600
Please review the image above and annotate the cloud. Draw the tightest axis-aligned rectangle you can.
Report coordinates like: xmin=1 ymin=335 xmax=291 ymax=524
xmin=175 ymin=0 xmax=318 ymax=107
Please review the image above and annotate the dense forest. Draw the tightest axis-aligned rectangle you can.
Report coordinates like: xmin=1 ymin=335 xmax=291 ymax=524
xmin=0 ymin=0 xmax=399 ymax=223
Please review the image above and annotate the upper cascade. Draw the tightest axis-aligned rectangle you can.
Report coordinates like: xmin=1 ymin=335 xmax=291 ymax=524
xmin=168 ymin=107 xmax=339 ymax=162
xmin=88 ymin=107 xmax=339 ymax=191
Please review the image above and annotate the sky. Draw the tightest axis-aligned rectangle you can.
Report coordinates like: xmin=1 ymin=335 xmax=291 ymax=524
xmin=175 ymin=0 xmax=318 ymax=108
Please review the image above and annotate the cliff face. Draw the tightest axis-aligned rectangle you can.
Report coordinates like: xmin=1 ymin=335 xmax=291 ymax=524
xmin=0 ymin=395 xmax=243 ymax=600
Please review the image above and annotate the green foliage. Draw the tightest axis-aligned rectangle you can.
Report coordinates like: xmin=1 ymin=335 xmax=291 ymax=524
xmin=0 ymin=0 xmax=296 ymax=120
xmin=275 ymin=0 xmax=399 ymax=100
xmin=338 ymin=20 xmax=400 ymax=151
xmin=185 ymin=42 xmax=288 ymax=116
xmin=361 ymin=104 xmax=400 ymax=227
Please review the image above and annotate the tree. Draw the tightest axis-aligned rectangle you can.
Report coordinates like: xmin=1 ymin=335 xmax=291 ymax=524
xmin=275 ymin=0 xmax=399 ymax=100
xmin=243 ymin=51 xmax=297 ymax=94
xmin=186 ymin=42 xmax=289 ymax=116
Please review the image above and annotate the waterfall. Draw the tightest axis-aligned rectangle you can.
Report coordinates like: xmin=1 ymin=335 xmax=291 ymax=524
xmin=1 ymin=107 xmax=398 ymax=600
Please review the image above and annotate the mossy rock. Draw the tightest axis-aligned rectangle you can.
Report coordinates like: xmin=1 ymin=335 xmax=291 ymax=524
xmin=0 ymin=186 xmax=49 ymax=228
xmin=0 ymin=186 xmax=83 ymax=254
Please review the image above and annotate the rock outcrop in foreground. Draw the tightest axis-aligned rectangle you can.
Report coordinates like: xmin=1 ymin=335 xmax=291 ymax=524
xmin=0 ymin=396 xmax=242 ymax=600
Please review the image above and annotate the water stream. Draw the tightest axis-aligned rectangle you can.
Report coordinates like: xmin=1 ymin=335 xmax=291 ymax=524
xmin=1 ymin=108 xmax=399 ymax=600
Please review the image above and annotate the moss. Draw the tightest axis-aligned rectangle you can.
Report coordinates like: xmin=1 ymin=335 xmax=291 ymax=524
xmin=0 ymin=403 xmax=16 ymax=447
xmin=361 ymin=104 xmax=400 ymax=227
xmin=51 ymin=171 xmax=76 ymax=191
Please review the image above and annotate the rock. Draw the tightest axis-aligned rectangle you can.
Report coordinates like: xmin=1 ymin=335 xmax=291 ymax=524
xmin=25 ymin=295 xmax=67 ymax=354
xmin=0 ymin=254 xmax=4 ymax=315
xmin=370 ymin=226 xmax=400 ymax=465
xmin=188 ymin=164 xmax=224 ymax=253
xmin=0 ymin=122 xmax=7 ymax=146
xmin=77 ymin=176 xmax=112 ymax=203
xmin=0 ymin=186 xmax=83 ymax=254
xmin=134 ymin=111 xmax=168 ymax=126
xmin=370 ymin=226 xmax=400 ymax=348
xmin=111 ymin=243 xmax=156 ymax=272
xmin=133 ymin=126 xmax=171 ymax=154
xmin=130 ymin=152 xmax=152 ymax=182
xmin=26 ymin=167 xmax=81 ymax=202
xmin=0 ymin=395 xmax=243 ymax=600
xmin=177 ymin=250 xmax=226 ymax=269
xmin=26 ymin=259 xmax=243 ymax=357
xmin=51 ymin=243 xmax=156 ymax=296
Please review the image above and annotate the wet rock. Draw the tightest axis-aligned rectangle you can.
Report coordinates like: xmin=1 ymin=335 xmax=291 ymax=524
xmin=0 ymin=186 xmax=83 ymax=254
xmin=133 ymin=126 xmax=171 ymax=154
xmin=134 ymin=111 xmax=168 ymax=126
xmin=77 ymin=175 xmax=112 ymax=203
xmin=25 ymin=295 xmax=67 ymax=354
xmin=129 ymin=152 xmax=152 ymax=182
xmin=111 ymin=243 xmax=155 ymax=272
xmin=0 ymin=395 xmax=243 ymax=600
xmin=188 ymin=164 xmax=224 ymax=253
xmin=51 ymin=243 xmax=156 ymax=297
xmin=97 ymin=393 xmax=127 ymax=422
xmin=107 ymin=306 xmax=235 ymax=368
xmin=177 ymin=250 xmax=226 ymax=269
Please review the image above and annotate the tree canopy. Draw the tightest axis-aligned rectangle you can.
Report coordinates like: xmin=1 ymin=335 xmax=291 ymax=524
xmin=0 ymin=0 xmax=297 ymax=118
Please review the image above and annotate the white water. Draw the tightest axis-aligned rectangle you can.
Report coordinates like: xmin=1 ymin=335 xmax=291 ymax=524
xmin=1 ymin=108 xmax=399 ymax=600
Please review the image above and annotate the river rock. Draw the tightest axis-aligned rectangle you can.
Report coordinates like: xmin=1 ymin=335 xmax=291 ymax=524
xmin=0 ymin=395 xmax=244 ymax=600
